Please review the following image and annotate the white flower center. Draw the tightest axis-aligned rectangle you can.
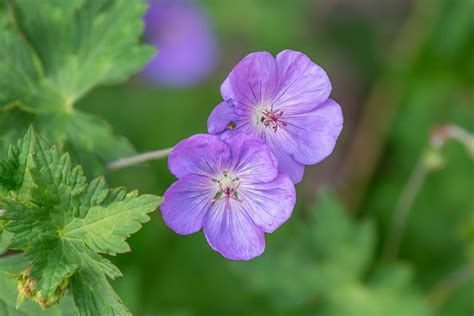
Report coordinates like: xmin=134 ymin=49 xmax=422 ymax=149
xmin=212 ymin=171 xmax=241 ymax=204
xmin=253 ymin=105 xmax=287 ymax=132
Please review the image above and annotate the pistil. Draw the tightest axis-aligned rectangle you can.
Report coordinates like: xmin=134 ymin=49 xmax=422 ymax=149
xmin=260 ymin=109 xmax=287 ymax=132
xmin=212 ymin=172 xmax=242 ymax=205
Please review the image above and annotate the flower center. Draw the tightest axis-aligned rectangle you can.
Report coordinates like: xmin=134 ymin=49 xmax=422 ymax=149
xmin=212 ymin=171 xmax=241 ymax=205
xmin=256 ymin=108 xmax=287 ymax=132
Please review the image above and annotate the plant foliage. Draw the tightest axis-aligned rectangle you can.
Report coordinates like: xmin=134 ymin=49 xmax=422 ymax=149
xmin=0 ymin=0 xmax=155 ymax=174
xmin=233 ymin=193 xmax=432 ymax=315
xmin=0 ymin=128 xmax=162 ymax=315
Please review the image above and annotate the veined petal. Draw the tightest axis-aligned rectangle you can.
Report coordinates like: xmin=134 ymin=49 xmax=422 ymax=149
xmin=168 ymin=134 xmax=231 ymax=178
xmin=283 ymin=98 xmax=343 ymax=165
xmin=161 ymin=175 xmax=214 ymax=235
xmin=221 ymin=52 xmax=278 ymax=115
xmin=240 ymin=173 xmax=295 ymax=233
xmin=204 ymin=201 xmax=265 ymax=260
xmin=221 ymin=132 xmax=278 ymax=183
xmin=207 ymin=101 xmax=240 ymax=134
xmin=266 ymin=132 xmax=305 ymax=184
xmin=273 ymin=50 xmax=331 ymax=114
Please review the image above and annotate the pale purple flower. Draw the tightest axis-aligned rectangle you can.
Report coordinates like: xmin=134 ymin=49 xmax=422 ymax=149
xmin=207 ymin=50 xmax=343 ymax=183
xmin=141 ymin=0 xmax=218 ymax=87
xmin=160 ymin=133 xmax=295 ymax=260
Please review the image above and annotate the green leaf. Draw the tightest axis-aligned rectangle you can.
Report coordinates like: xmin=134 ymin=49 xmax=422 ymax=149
xmin=1 ymin=0 xmax=155 ymax=111
xmin=0 ymin=254 xmax=27 ymax=274
xmin=0 ymin=256 xmax=77 ymax=316
xmin=0 ymin=230 xmax=13 ymax=255
xmin=0 ymin=110 xmax=32 ymax=159
xmin=322 ymin=264 xmax=431 ymax=316
xmin=0 ymin=126 xmax=35 ymax=200
xmin=0 ymin=0 xmax=155 ymax=175
xmin=233 ymin=192 xmax=375 ymax=308
xmin=233 ymin=192 xmax=431 ymax=315
xmin=1 ymin=128 xmax=162 ymax=315
xmin=33 ymin=110 xmax=135 ymax=176
xmin=0 ymin=110 xmax=136 ymax=180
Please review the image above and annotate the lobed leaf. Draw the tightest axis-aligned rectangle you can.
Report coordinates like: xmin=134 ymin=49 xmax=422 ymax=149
xmin=0 ymin=0 xmax=155 ymax=174
xmin=1 ymin=128 xmax=162 ymax=315
xmin=1 ymin=0 xmax=155 ymax=111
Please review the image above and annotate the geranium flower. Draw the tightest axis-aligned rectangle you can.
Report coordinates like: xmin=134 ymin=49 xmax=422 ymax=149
xmin=141 ymin=0 xmax=218 ymax=87
xmin=160 ymin=133 xmax=295 ymax=260
xmin=207 ymin=50 xmax=343 ymax=183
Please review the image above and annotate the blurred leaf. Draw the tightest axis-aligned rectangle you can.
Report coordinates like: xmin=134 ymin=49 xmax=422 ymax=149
xmin=0 ymin=128 xmax=162 ymax=315
xmin=323 ymin=265 xmax=431 ymax=316
xmin=0 ymin=231 xmax=13 ymax=254
xmin=2 ymin=0 xmax=154 ymax=110
xmin=0 ymin=254 xmax=27 ymax=274
xmin=0 ymin=110 xmax=33 ymax=156
xmin=34 ymin=110 xmax=135 ymax=176
xmin=0 ymin=0 xmax=155 ymax=174
xmin=233 ymin=192 xmax=431 ymax=315
xmin=233 ymin=192 xmax=375 ymax=308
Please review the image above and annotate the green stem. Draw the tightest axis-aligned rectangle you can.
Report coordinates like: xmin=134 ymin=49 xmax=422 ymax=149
xmin=428 ymin=263 xmax=474 ymax=308
xmin=106 ymin=147 xmax=173 ymax=171
xmin=383 ymin=157 xmax=429 ymax=261
xmin=383 ymin=124 xmax=473 ymax=261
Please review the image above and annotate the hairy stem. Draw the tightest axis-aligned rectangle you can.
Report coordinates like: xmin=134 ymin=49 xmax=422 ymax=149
xmin=107 ymin=147 xmax=173 ymax=171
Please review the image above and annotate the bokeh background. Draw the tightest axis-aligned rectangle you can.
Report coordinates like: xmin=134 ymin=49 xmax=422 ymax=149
xmin=74 ymin=0 xmax=473 ymax=315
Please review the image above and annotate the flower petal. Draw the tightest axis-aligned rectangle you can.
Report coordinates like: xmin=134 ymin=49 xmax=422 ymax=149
xmin=221 ymin=52 xmax=278 ymax=115
xmin=273 ymin=50 xmax=332 ymax=114
xmin=168 ymin=134 xmax=231 ymax=178
xmin=207 ymin=101 xmax=240 ymax=134
xmin=204 ymin=202 xmax=265 ymax=260
xmin=161 ymin=175 xmax=214 ymax=235
xmin=240 ymin=173 xmax=295 ymax=233
xmin=266 ymin=134 xmax=305 ymax=184
xmin=221 ymin=132 xmax=278 ymax=183
xmin=283 ymin=98 xmax=343 ymax=165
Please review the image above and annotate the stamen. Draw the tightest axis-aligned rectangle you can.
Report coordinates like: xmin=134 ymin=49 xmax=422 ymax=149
xmin=212 ymin=173 xmax=242 ymax=205
xmin=260 ymin=109 xmax=288 ymax=132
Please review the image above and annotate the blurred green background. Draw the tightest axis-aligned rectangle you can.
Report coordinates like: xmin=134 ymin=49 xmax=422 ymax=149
xmin=46 ymin=0 xmax=474 ymax=315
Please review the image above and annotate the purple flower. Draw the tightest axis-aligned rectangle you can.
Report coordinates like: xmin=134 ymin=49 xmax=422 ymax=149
xmin=207 ymin=50 xmax=343 ymax=183
xmin=141 ymin=0 xmax=218 ymax=87
xmin=160 ymin=133 xmax=295 ymax=260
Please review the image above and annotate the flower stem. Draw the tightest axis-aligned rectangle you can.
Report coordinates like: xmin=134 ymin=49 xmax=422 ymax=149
xmin=383 ymin=124 xmax=473 ymax=261
xmin=428 ymin=263 xmax=474 ymax=308
xmin=106 ymin=147 xmax=173 ymax=171
xmin=383 ymin=158 xmax=429 ymax=261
